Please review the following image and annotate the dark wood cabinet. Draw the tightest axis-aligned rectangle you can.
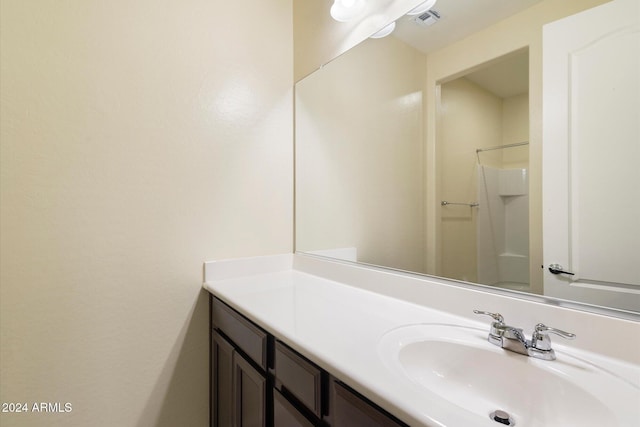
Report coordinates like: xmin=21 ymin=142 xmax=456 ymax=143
xmin=210 ymin=295 xmax=409 ymax=427
xmin=211 ymin=329 xmax=268 ymax=427
xmin=211 ymin=297 xmax=270 ymax=427
xmin=331 ymin=381 xmax=407 ymax=427
xmin=234 ymin=352 xmax=267 ymax=427
xmin=211 ymin=330 xmax=234 ymax=427
xmin=274 ymin=389 xmax=316 ymax=427
xmin=274 ymin=341 xmax=324 ymax=419
xmin=211 ymin=297 xmax=268 ymax=370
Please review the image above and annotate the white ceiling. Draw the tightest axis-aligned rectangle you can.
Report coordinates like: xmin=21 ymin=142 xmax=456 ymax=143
xmin=391 ymin=0 xmax=539 ymax=97
xmin=464 ymin=49 xmax=529 ymax=98
xmin=393 ymin=0 xmax=542 ymax=54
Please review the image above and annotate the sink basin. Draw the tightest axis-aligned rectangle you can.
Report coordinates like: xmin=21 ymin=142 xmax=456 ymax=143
xmin=378 ymin=324 xmax=640 ymax=427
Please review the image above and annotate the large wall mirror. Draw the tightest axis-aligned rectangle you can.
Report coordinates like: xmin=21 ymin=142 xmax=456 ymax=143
xmin=295 ymin=0 xmax=640 ymax=317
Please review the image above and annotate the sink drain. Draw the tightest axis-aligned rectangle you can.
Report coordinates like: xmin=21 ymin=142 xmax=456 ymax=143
xmin=490 ymin=410 xmax=515 ymax=426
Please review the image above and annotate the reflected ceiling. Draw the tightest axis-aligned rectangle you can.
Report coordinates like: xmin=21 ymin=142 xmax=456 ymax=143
xmin=464 ymin=50 xmax=529 ymax=98
xmin=393 ymin=0 xmax=542 ymax=54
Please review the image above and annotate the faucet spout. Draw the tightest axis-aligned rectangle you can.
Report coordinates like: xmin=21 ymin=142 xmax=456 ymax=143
xmin=495 ymin=325 xmax=530 ymax=356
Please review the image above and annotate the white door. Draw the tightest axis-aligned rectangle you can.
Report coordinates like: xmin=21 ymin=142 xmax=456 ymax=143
xmin=542 ymin=0 xmax=640 ymax=312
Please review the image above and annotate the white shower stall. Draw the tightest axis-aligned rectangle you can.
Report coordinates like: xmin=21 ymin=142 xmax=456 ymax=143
xmin=476 ymin=165 xmax=530 ymax=290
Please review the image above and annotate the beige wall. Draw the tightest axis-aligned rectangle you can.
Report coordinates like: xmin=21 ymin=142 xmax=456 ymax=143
xmin=502 ymin=93 xmax=530 ymax=168
xmin=0 ymin=0 xmax=293 ymax=426
xmin=296 ymin=35 xmax=427 ymax=273
xmin=425 ymin=0 xmax=610 ymax=290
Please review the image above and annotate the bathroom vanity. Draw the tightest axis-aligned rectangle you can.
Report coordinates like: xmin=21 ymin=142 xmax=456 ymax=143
xmin=210 ymin=295 xmax=407 ymax=427
xmin=204 ymin=253 xmax=640 ymax=427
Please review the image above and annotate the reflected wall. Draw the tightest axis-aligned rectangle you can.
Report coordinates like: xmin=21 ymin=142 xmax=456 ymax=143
xmin=296 ymin=35 xmax=428 ymax=272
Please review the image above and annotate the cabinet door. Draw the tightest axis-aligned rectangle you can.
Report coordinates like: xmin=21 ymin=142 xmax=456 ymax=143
xmin=234 ymin=352 xmax=267 ymax=427
xmin=332 ymin=381 xmax=407 ymax=427
xmin=212 ymin=330 xmax=234 ymax=427
xmin=212 ymin=297 xmax=269 ymax=370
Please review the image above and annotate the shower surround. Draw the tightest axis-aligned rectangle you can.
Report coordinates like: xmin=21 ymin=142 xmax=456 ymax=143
xmin=477 ymin=165 xmax=530 ymax=290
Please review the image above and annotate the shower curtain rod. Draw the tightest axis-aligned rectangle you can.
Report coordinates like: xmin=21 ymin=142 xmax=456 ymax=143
xmin=476 ymin=141 xmax=529 ymax=153
xmin=441 ymin=201 xmax=479 ymax=207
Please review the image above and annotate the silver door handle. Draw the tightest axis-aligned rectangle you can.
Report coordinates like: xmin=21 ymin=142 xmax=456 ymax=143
xmin=548 ymin=264 xmax=574 ymax=275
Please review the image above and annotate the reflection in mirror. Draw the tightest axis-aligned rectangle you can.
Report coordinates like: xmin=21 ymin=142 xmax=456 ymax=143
xmin=438 ymin=49 xmax=531 ymax=293
xmin=296 ymin=34 xmax=427 ymax=273
xmin=293 ymin=0 xmax=426 ymax=81
xmin=295 ymin=0 xmax=640 ymax=317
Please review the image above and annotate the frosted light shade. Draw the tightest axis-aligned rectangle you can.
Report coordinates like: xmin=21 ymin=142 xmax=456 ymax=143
xmin=370 ymin=21 xmax=396 ymax=39
xmin=406 ymin=0 xmax=437 ymax=16
xmin=330 ymin=0 xmax=366 ymax=22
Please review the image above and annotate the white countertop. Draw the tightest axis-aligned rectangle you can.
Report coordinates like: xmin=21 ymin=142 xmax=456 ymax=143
xmin=203 ymin=253 xmax=640 ymax=427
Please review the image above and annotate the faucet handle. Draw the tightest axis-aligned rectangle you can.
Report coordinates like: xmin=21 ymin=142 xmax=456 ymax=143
xmin=534 ymin=323 xmax=576 ymax=339
xmin=532 ymin=323 xmax=576 ymax=351
xmin=473 ymin=310 xmax=504 ymax=323
xmin=474 ymin=310 xmax=506 ymax=347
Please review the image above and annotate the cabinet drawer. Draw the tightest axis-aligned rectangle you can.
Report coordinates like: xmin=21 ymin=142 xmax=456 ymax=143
xmin=274 ymin=389 xmax=316 ymax=427
xmin=274 ymin=341 xmax=323 ymax=418
xmin=212 ymin=297 xmax=268 ymax=370
xmin=332 ymin=381 xmax=408 ymax=427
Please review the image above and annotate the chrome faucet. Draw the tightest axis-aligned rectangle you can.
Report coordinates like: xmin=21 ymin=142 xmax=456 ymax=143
xmin=473 ymin=310 xmax=576 ymax=361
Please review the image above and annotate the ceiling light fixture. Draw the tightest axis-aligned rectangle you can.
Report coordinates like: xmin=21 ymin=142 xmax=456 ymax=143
xmin=406 ymin=0 xmax=437 ymax=16
xmin=370 ymin=21 xmax=396 ymax=39
xmin=330 ymin=0 xmax=366 ymax=22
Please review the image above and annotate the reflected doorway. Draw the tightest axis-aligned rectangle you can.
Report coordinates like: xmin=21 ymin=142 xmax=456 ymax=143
xmin=436 ymin=49 xmax=530 ymax=291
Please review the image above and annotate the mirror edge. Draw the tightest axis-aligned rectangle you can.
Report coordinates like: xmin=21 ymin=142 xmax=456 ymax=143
xmin=295 ymin=251 xmax=640 ymax=322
